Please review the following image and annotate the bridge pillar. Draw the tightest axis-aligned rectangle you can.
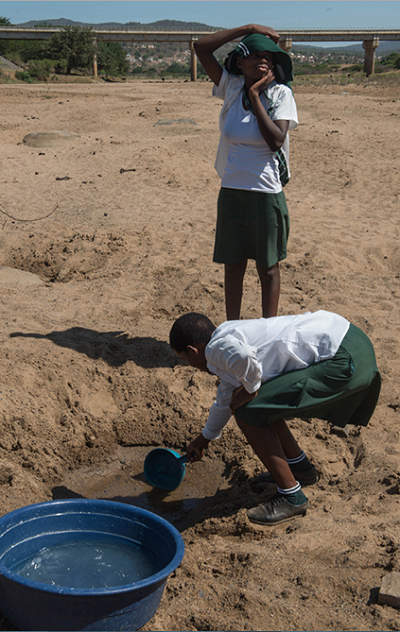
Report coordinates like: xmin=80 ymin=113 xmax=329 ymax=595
xmin=93 ymin=37 xmax=98 ymax=77
xmin=279 ymin=36 xmax=293 ymax=52
xmin=362 ymin=37 xmax=379 ymax=75
xmin=190 ymin=41 xmax=197 ymax=81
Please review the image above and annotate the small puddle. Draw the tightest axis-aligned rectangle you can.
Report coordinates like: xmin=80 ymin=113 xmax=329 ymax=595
xmin=53 ymin=446 xmax=228 ymax=531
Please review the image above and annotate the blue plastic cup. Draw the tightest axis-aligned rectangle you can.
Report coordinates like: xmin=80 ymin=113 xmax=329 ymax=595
xmin=144 ymin=448 xmax=189 ymax=490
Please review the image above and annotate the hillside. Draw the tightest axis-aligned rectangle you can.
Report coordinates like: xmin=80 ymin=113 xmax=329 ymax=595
xmin=15 ymin=18 xmax=218 ymax=31
xmin=294 ymin=41 xmax=400 ymax=54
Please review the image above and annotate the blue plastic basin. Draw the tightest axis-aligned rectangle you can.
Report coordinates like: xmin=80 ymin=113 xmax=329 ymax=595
xmin=0 ymin=499 xmax=185 ymax=631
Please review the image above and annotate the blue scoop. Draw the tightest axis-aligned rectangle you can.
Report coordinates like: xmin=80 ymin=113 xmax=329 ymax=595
xmin=144 ymin=448 xmax=189 ymax=491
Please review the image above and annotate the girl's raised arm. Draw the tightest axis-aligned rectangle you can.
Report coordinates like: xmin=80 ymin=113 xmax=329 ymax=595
xmin=194 ymin=24 xmax=280 ymax=86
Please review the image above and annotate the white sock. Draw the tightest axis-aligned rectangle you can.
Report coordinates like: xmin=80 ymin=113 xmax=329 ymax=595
xmin=286 ymin=451 xmax=306 ymax=465
xmin=277 ymin=482 xmax=302 ymax=495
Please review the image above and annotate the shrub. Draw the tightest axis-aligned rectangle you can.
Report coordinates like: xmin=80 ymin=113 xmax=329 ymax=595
xmin=314 ymin=62 xmax=328 ymax=71
xmin=15 ymin=70 xmax=34 ymax=83
xmin=160 ymin=61 xmax=190 ymax=77
xmin=294 ymin=65 xmax=317 ymax=76
xmin=14 ymin=60 xmax=54 ymax=82
xmin=131 ymin=65 xmax=144 ymax=75
xmin=53 ymin=58 xmax=68 ymax=74
xmin=27 ymin=59 xmax=53 ymax=80
xmin=380 ymin=52 xmax=400 ymax=69
xmin=347 ymin=64 xmax=364 ymax=73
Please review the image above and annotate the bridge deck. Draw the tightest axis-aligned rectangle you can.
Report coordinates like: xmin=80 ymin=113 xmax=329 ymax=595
xmin=0 ymin=27 xmax=400 ymax=42
xmin=1 ymin=27 xmax=399 ymax=77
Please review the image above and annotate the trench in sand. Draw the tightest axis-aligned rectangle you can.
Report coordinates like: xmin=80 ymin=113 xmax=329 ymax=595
xmin=52 ymin=446 xmax=229 ymax=531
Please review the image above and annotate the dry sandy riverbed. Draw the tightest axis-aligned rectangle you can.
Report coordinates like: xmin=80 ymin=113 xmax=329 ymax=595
xmin=0 ymin=77 xmax=400 ymax=631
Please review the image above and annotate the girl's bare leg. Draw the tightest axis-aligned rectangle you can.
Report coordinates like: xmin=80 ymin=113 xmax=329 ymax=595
xmin=270 ymin=418 xmax=303 ymax=460
xmin=236 ymin=416 xmax=309 ymax=525
xmin=235 ymin=416 xmax=297 ymax=489
xmin=256 ymin=261 xmax=280 ymax=318
xmin=224 ymin=260 xmax=247 ymax=320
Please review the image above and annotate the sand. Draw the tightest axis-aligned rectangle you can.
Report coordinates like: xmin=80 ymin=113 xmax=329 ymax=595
xmin=0 ymin=76 xmax=400 ymax=631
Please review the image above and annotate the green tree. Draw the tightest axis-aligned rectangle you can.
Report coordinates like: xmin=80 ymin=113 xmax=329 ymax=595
xmin=131 ymin=64 xmax=144 ymax=75
xmin=47 ymin=25 xmax=95 ymax=74
xmin=14 ymin=40 xmax=49 ymax=63
xmin=381 ymin=52 xmax=400 ymax=69
xmin=0 ymin=16 xmax=12 ymax=55
xmin=161 ymin=61 xmax=190 ymax=77
xmin=97 ymin=41 xmax=129 ymax=76
xmin=0 ymin=16 xmax=50 ymax=61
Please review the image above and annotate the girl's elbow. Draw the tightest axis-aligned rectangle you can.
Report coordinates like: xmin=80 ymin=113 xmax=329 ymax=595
xmin=263 ymin=131 xmax=285 ymax=151
xmin=268 ymin=140 xmax=283 ymax=152
xmin=274 ymin=133 xmax=287 ymax=150
xmin=193 ymin=41 xmax=202 ymax=56
xmin=193 ymin=40 xmax=205 ymax=54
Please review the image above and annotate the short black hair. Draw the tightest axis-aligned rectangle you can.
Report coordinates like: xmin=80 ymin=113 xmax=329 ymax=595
xmin=169 ymin=313 xmax=216 ymax=353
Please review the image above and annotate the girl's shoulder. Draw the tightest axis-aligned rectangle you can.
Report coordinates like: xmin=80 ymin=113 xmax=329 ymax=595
xmin=267 ymin=81 xmax=296 ymax=108
xmin=268 ymin=80 xmax=292 ymax=97
xmin=212 ymin=68 xmax=244 ymax=100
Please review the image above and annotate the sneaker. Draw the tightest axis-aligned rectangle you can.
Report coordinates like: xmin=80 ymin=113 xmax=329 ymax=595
xmin=247 ymin=492 xmax=309 ymax=526
xmin=257 ymin=464 xmax=319 ymax=487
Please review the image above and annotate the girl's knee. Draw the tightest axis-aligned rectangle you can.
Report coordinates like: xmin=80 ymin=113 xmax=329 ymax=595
xmin=225 ymin=260 xmax=247 ymax=279
xmin=256 ymin=262 xmax=279 ymax=279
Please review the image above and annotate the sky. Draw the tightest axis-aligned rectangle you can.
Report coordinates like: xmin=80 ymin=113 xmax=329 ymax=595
xmin=1 ymin=1 xmax=400 ymax=31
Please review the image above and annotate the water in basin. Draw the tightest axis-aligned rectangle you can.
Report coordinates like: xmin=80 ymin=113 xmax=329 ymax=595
xmin=12 ymin=533 xmax=163 ymax=589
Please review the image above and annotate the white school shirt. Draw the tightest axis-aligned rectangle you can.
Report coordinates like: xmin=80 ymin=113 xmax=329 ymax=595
xmin=202 ymin=311 xmax=350 ymax=440
xmin=212 ymin=69 xmax=298 ymax=190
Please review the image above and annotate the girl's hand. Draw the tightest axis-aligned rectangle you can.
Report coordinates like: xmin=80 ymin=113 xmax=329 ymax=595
xmin=187 ymin=434 xmax=210 ymax=462
xmin=230 ymin=386 xmax=258 ymax=414
xmin=250 ymin=24 xmax=280 ymax=44
xmin=249 ymin=68 xmax=276 ymax=96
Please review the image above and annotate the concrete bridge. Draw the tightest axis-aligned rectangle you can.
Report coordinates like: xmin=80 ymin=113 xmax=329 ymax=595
xmin=1 ymin=27 xmax=399 ymax=78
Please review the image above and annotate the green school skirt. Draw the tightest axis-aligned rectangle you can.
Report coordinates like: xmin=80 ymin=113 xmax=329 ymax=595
xmin=213 ymin=187 xmax=290 ymax=268
xmin=236 ymin=324 xmax=381 ymax=428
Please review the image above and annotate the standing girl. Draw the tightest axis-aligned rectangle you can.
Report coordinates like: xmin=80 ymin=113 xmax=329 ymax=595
xmin=194 ymin=25 xmax=298 ymax=320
